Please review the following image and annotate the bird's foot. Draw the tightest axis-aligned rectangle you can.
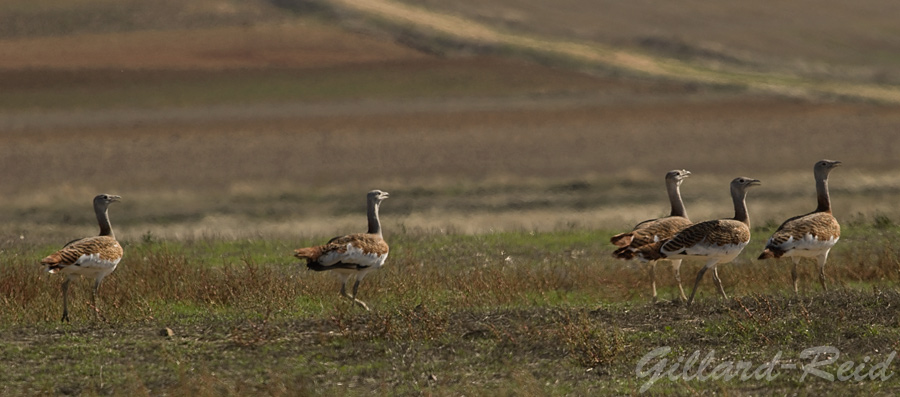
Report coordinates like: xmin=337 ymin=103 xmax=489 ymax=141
xmin=89 ymin=303 xmax=108 ymax=323
xmin=354 ymin=299 xmax=370 ymax=311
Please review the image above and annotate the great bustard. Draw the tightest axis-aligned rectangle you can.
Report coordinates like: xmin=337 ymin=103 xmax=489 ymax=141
xmin=611 ymin=169 xmax=693 ymax=302
xmin=42 ymin=194 xmax=123 ymax=322
xmin=758 ymin=160 xmax=842 ymax=292
xmin=637 ymin=177 xmax=761 ymax=305
xmin=294 ymin=190 xmax=390 ymax=311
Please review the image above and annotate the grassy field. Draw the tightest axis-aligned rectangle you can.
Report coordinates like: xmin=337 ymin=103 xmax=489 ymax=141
xmin=3 ymin=0 xmax=900 ymax=395
xmin=2 ymin=223 xmax=900 ymax=395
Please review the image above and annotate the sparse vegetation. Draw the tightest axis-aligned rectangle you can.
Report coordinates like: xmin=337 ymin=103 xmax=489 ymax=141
xmin=2 ymin=220 xmax=900 ymax=395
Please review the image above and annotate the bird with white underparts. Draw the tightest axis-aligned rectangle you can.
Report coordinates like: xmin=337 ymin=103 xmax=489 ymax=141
xmin=42 ymin=194 xmax=123 ymax=322
xmin=294 ymin=190 xmax=390 ymax=311
xmin=758 ymin=160 xmax=842 ymax=292
xmin=637 ymin=177 xmax=761 ymax=305
xmin=611 ymin=169 xmax=693 ymax=302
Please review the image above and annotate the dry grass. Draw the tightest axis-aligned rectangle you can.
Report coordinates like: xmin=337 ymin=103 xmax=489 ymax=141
xmin=2 ymin=223 xmax=900 ymax=395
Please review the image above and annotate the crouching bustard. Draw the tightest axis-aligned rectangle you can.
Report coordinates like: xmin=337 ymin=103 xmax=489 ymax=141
xmin=758 ymin=160 xmax=842 ymax=292
xmin=611 ymin=169 xmax=692 ymax=302
xmin=294 ymin=190 xmax=389 ymax=311
xmin=42 ymin=194 xmax=123 ymax=322
xmin=637 ymin=177 xmax=760 ymax=305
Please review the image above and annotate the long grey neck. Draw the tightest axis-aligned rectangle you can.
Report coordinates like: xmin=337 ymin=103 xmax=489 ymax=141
xmin=731 ymin=187 xmax=750 ymax=225
xmin=667 ymin=181 xmax=687 ymax=218
xmin=815 ymin=177 xmax=832 ymax=213
xmin=367 ymin=200 xmax=382 ymax=236
xmin=95 ymin=203 xmax=114 ymax=237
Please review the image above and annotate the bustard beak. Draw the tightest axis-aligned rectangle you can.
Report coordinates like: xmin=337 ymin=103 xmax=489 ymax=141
xmin=109 ymin=195 xmax=122 ymax=202
xmin=748 ymin=179 xmax=761 ymax=187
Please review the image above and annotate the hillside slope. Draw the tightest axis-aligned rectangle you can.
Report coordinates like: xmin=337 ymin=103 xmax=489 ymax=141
xmin=328 ymin=0 xmax=900 ymax=102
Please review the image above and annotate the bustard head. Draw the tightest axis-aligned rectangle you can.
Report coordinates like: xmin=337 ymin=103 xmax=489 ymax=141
xmin=367 ymin=190 xmax=389 ymax=204
xmin=731 ymin=177 xmax=761 ymax=194
xmin=666 ymin=169 xmax=691 ymax=185
xmin=93 ymin=194 xmax=121 ymax=207
xmin=814 ymin=159 xmax=842 ymax=179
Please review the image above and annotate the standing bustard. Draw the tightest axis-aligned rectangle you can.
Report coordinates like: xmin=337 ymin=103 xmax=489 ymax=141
xmin=611 ymin=169 xmax=693 ymax=302
xmin=42 ymin=194 xmax=123 ymax=322
xmin=758 ymin=160 xmax=842 ymax=292
xmin=637 ymin=177 xmax=761 ymax=305
xmin=294 ymin=190 xmax=390 ymax=311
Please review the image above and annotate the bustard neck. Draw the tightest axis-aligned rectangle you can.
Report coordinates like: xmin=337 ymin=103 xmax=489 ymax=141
xmin=667 ymin=180 xmax=687 ymax=218
xmin=95 ymin=203 xmax=114 ymax=237
xmin=815 ymin=177 xmax=832 ymax=213
xmin=731 ymin=187 xmax=750 ymax=226
xmin=367 ymin=199 xmax=382 ymax=237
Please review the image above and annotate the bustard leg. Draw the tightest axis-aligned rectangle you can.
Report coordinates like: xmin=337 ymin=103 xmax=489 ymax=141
xmin=816 ymin=252 xmax=830 ymax=291
xmin=687 ymin=259 xmax=720 ymax=306
xmin=671 ymin=259 xmax=687 ymax=302
xmin=350 ymin=278 xmax=370 ymax=311
xmin=91 ymin=278 xmax=107 ymax=321
xmin=790 ymin=257 xmax=802 ymax=293
xmin=712 ymin=266 xmax=728 ymax=300
xmin=339 ymin=276 xmax=352 ymax=300
xmin=339 ymin=275 xmax=369 ymax=311
xmin=60 ymin=277 xmax=72 ymax=323
xmin=648 ymin=261 xmax=658 ymax=302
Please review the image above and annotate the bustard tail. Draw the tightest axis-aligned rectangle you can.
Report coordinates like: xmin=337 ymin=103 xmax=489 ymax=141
xmin=757 ymin=248 xmax=783 ymax=260
xmin=41 ymin=253 xmax=65 ymax=273
xmin=294 ymin=246 xmax=331 ymax=271
xmin=612 ymin=245 xmax=637 ymax=260
xmin=756 ymin=248 xmax=781 ymax=260
xmin=634 ymin=239 xmax=667 ymax=262
xmin=294 ymin=246 xmax=325 ymax=261
xmin=610 ymin=232 xmax=634 ymax=248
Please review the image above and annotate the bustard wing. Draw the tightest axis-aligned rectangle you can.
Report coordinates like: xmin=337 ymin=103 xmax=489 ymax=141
xmin=304 ymin=233 xmax=389 ymax=270
xmin=42 ymin=236 xmax=123 ymax=273
xmin=763 ymin=212 xmax=840 ymax=256
xmin=661 ymin=219 xmax=750 ymax=256
xmin=628 ymin=216 xmax=692 ymax=248
xmin=613 ymin=216 xmax=691 ymax=259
